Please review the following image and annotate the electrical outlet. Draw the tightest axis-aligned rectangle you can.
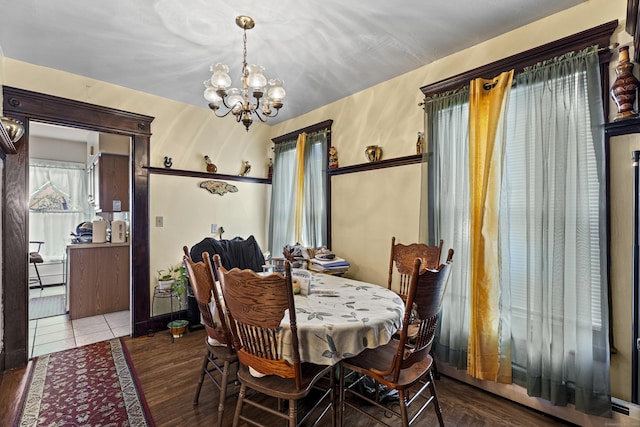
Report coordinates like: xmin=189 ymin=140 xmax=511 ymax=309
xmin=211 ymin=223 xmax=218 ymax=234
xmin=155 ymin=216 xmax=163 ymax=227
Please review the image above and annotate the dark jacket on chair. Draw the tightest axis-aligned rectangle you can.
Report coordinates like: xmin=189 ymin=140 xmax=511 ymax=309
xmin=190 ymin=235 xmax=265 ymax=280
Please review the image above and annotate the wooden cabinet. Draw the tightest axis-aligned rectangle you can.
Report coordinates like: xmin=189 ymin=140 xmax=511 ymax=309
xmin=67 ymin=243 xmax=130 ymax=319
xmin=88 ymin=153 xmax=129 ymax=212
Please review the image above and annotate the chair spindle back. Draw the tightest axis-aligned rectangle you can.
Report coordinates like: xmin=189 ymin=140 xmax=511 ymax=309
xmin=388 ymin=237 xmax=444 ymax=300
xmin=394 ymin=252 xmax=453 ymax=382
xmin=217 ymin=260 xmax=303 ymax=388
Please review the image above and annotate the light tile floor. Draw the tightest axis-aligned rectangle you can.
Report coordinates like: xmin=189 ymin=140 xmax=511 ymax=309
xmin=28 ymin=285 xmax=131 ymax=359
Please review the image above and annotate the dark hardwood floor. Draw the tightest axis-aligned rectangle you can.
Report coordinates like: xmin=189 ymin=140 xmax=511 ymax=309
xmin=1 ymin=328 xmax=576 ymax=426
xmin=124 ymin=329 xmax=573 ymax=427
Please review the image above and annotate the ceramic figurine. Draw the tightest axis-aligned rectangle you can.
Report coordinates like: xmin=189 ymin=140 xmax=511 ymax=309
xmin=204 ymin=155 xmax=217 ymax=173
xmin=329 ymin=146 xmax=339 ymax=169
xmin=240 ymin=160 xmax=251 ymax=176
xmin=163 ymin=156 xmax=172 ymax=168
xmin=416 ymin=132 xmax=425 ymax=154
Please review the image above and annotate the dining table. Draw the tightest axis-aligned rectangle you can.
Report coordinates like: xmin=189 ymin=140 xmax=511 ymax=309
xmin=277 ymin=272 xmax=405 ymax=366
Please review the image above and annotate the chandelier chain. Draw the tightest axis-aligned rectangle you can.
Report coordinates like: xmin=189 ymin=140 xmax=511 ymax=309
xmin=242 ymin=27 xmax=249 ymax=106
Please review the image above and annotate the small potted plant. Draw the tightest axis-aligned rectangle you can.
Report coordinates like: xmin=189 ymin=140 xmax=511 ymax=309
xmin=167 ymin=262 xmax=189 ymax=338
xmin=157 ymin=269 xmax=174 ymax=291
xmin=157 ymin=264 xmax=188 ymax=292
xmin=169 ymin=263 xmax=188 ymax=303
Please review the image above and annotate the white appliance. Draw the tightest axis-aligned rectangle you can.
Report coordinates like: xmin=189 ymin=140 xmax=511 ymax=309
xmin=111 ymin=220 xmax=127 ymax=243
xmin=92 ymin=220 xmax=107 ymax=243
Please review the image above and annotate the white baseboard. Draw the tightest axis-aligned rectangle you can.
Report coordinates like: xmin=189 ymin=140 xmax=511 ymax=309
xmin=438 ymin=363 xmax=640 ymax=426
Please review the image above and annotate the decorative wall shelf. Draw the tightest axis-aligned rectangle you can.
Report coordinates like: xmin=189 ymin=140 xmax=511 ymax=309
xmin=146 ymin=166 xmax=271 ymax=184
xmin=605 ymin=117 xmax=640 ymax=137
xmin=328 ymin=154 xmax=424 ymax=176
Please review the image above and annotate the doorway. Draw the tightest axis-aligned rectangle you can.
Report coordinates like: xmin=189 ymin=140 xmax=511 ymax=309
xmin=1 ymin=86 xmax=153 ymax=370
xmin=26 ymin=122 xmax=132 ymax=357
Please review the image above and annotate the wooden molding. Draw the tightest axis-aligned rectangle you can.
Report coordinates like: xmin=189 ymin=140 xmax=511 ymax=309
xmin=628 ymin=0 xmax=640 ymax=62
xmin=605 ymin=117 xmax=640 ymax=136
xmin=420 ymin=20 xmax=618 ymax=97
xmin=1 ymin=86 xmax=155 ymax=366
xmin=3 ymin=87 xmax=153 ymax=135
xmin=272 ymin=119 xmax=333 ymax=144
xmin=628 ymin=0 xmax=639 ymax=35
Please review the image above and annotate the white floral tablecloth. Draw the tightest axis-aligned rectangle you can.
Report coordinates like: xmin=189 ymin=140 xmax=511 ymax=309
xmin=279 ymin=273 xmax=405 ymax=366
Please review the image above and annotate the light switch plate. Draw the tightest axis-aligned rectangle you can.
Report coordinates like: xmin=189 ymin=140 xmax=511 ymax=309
xmin=211 ymin=223 xmax=218 ymax=234
xmin=156 ymin=216 xmax=163 ymax=227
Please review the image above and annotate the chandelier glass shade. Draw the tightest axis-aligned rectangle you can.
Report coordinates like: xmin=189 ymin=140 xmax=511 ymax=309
xmin=203 ymin=15 xmax=285 ymax=131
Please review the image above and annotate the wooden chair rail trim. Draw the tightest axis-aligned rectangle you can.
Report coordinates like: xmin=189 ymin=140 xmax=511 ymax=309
xmin=147 ymin=166 xmax=271 ymax=184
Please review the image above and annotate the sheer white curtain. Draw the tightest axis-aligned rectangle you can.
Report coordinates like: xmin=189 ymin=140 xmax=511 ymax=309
xmin=268 ymin=130 xmax=329 ymax=256
xmin=29 ymin=159 xmax=93 ymax=261
xmin=424 ymin=88 xmax=471 ymax=370
xmin=424 ymin=46 xmax=610 ymax=415
xmin=504 ymin=47 xmax=610 ymax=415
xmin=268 ymin=139 xmax=297 ymax=257
xmin=301 ymin=131 xmax=328 ymax=248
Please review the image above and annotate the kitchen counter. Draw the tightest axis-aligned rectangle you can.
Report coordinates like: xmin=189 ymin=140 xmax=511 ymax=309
xmin=67 ymin=242 xmax=129 ymax=249
xmin=66 ymin=243 xmax=130 ymax=319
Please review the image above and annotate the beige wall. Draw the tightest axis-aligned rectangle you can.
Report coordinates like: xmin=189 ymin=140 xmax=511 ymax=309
xmin=271 ymin=0 xmax=628 ymax=279
xmin=330 ymin=164 xmax=422 ymax=286
xmin=149 ymin=173 xmax=270 ymax=305
xmin=1 ymin=0 xmax=637 ymax=411
xmin=0 ymin=57 xmax=273 ymax=311
xmin=268 ymin=0 xmax=632 ymax=404
xmin=30 ymin=136 xmax=86 ymax=163
xmin=609 ymin=134 xmax=640 ymax=402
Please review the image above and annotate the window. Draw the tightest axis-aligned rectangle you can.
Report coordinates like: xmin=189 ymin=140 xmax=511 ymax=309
xmin=268 ymin=121 xmax=332 ymax=257
xmin=426 ymin=44 xmax=611 ymax=415
xmin=29 ymin=159 xmax=93 ymax=261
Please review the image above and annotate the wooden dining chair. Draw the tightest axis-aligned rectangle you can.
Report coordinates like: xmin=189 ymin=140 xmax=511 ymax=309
xmin=388 ymin=237 xmax=444 ymax=302
xmin=182 ymin=247 xmax=238 ymax=427
xmin=216 ymin=258 xmax=335 ymax=427
xmin=340 ymin=254 xmax=454 ymax=427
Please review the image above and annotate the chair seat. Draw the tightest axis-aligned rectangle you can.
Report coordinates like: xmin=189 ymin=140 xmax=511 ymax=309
xmin=29 ymin=252 xmax=43 ymax=263
xmin=206 ymin=339 xmax=238 ymax=362
xmin=236 ymin=362 xmax=333 ymax=400
xmin=342 ymin=342 xmax=433 ymax=390
xmin=184 ymin=248 xmax=240 ymax=427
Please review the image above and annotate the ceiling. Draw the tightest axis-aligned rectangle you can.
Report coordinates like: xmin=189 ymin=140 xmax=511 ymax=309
xmin=0 ymin=0 xmax=585 ymax=125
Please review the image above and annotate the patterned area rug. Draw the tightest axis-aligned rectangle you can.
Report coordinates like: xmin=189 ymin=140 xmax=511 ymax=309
xmin=29 ymin=295 xmax=66 ymax=320
xmin=19 ymin=338 xmax=154 ymax=426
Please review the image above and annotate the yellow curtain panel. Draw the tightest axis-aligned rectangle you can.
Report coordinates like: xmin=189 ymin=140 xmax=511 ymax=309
xmin=294 ymin=132 xmax=307 ymax=243
xmin=467 ymin=70 xmax=513 ymax=382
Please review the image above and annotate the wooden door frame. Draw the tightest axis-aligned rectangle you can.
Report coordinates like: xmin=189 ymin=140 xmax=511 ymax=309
xmin=1 ymin=87 xmax=153 ymax=370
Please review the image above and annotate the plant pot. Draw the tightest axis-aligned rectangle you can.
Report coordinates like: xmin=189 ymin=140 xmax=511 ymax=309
xmin=158 ymin=279 xmax=174 ymax=290
xmin=168 ymin=319 xmax=189 ymax=338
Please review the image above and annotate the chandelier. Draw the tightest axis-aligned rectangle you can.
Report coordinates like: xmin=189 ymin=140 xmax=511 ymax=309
xmin=203 ymin=16 xmax=286 ymax=131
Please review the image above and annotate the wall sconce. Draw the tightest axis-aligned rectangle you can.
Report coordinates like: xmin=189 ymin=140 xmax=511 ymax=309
xmin=1 ymin=116 xmax=25 ymax=142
